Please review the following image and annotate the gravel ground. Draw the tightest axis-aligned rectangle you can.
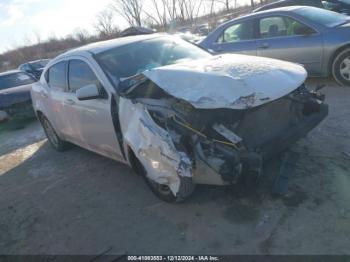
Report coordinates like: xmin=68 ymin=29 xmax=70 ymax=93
xmin=0 ymin=79 xmax=349 ymax=255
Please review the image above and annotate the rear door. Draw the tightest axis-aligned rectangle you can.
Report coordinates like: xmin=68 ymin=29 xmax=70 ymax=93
xmin=63 ymin=58 xmax=122 ymax=160
xmin=255 ymin=15 xmax=324 ymax=75
xmin=210 ymin=19 xmax=258 ymax=55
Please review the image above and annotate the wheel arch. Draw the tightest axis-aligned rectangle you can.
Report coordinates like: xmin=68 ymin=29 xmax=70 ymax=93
xmin=328 ymin=43 xmax=350 ymax=74
xmin=126 ymin=145 xmax=145 ymax=176
xmin=35 ymin=110 xmax=45 ymax=121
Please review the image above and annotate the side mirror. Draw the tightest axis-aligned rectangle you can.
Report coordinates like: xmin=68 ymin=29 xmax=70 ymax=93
xmin=76 ymin=84 xmax=101 ymax=101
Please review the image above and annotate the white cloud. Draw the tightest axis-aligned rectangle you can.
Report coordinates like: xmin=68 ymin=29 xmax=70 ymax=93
xmin=0 ymin=0 xmax=46 ymax=28
xmin=29 ymin=0 xmax=112 ymax=38
xmin=0 ymin=4 xmax=24 ymax=27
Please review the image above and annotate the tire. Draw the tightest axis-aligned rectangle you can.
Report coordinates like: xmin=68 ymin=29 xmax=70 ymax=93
xmin=129 ymin=149 xmax=195 ymax=203
xmin=145 ymin=176 xmax=196 ymax=203
xmin=332 ymin=48 xmax=350 ymax=86
xmin=40 ymin=116 xmax=70 ymax=151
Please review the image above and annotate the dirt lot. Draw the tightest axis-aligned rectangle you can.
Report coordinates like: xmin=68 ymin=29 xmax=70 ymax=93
xmin=0 ymin=79 xmax=349 ymax=255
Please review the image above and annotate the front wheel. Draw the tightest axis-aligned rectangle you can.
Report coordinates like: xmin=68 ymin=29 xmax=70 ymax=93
xmin=145 ymin=176 xmax=196 ymax=203
xmin=40 ymin=116 xmax=70 ymax=151
xmin=129 ymin=149 xmax=195 ymax=202
xmin=332 ymin=48 xmax=350 ymax=86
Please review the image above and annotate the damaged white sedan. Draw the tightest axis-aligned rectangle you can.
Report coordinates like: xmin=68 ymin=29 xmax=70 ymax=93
xmin=31 ymin=35 xmax=328 ymax=202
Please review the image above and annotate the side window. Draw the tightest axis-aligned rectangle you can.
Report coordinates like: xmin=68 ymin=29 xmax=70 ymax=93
xmin=47 ymin=61 xmax=67 ymax=91
xmin=217 ymin=20 xmax=254 ymax=43
xmin=259 ymin=16 xmax=314 ymax=39
xmin=68 ymin=60 xmax=100 ymax=93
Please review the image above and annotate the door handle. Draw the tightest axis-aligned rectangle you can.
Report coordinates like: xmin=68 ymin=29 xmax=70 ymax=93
xmin=64 ymin=99 xmax=75 ymax=105
xmin=258 ymin=43 xmax=269 ymax=49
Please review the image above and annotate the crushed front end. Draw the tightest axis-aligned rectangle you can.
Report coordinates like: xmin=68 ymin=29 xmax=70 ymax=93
xmin=120 ymin=76 xmax=328 ymax=188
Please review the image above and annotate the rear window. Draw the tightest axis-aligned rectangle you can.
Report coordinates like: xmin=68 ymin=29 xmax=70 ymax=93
xmin=295 ymin=6 xmax=348 ymax=27
xmin=0 ymin=72 xmax=35 ymax=90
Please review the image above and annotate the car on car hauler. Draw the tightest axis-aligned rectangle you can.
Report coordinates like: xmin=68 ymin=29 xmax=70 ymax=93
xmin=31 ymin=34 xmax=328 ymax=202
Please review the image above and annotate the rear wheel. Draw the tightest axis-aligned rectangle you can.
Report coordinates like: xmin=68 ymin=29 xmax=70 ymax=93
xmin=332 ymin=48 xmax=350 ymax=86
xmin=128 ymin=149 xmax=195 ymax=203
xmin=40 ymin=116 xmax=70 ymax=151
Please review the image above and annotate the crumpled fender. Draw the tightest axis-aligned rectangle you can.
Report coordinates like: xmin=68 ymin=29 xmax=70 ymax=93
xmin=119 ymin=97 xmax=192 ymax=195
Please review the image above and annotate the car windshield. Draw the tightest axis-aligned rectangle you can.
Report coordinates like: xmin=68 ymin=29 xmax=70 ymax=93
xmin=95 ymin=37 xmax=211 ymax=80
xmin=0 ymin=72 xmax=35 ymax=90
xmin=338 ymin=0 xmax=350 ymax=4
xmin=295 ymin=7 xmax=348 ymax=27
xmin=29 ymin=60 xmax=49 ymax=70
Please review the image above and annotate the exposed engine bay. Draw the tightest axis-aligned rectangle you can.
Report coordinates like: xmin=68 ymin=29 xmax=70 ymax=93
xmin=118 ymin=74 xmax=328 ymax=198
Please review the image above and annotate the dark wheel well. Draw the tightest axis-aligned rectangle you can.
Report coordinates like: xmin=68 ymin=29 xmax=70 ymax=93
xmin=36 ymin=110 xmax=44 ymax=120
xmin=128 ymin=147 xmax=146 ymax=176
xmin=329 ymin=44 xmax=350 ymax=73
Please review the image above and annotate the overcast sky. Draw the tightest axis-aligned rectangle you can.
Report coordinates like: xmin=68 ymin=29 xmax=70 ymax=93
xmin=0 ymin=0 xmax=250 ymax=54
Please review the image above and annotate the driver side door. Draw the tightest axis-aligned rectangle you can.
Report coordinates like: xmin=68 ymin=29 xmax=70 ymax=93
xmin=63 ymin=58 xmax=123 ymax=160
xmin=210 ymin=19 xmax=258 ymax=56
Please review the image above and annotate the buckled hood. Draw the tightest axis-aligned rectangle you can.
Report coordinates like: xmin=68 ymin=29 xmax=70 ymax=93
xmin=142 ymin=54 xmax=307 ymax=109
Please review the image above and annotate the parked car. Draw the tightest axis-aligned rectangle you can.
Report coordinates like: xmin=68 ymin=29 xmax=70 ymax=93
xmin=175 ymin=32 xmax=205 ymax=44
xmin=120 ymin=26 xmax=155 ymax=37
xmin=0 ymin=70 xmax=37 ymax=121
xmin=322 ymin=0 xmax=350 ymax=14
xmin=193 ymin=24 xmax=210 ymax=36
xmin=18 ymin=59 xmax=50 ymax=80
xmin=31 ymin=34 xmax=327 ymax=202
xmin=254 ymin=0 xmax=350 ymax=15
xmin=199 ymin=6 xmax=350 ymax=85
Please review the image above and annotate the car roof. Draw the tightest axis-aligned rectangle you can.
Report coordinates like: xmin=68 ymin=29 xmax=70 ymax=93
xmin=56 ymin=34 xmax=165 ymax=59
xmin=221 ymin=5 xmax=309 ymax=24
xmin=28 ymin=59 xmax=50 ymax=63
xmin=20 ymin=59 xmax=50 ymax=66
xmin=254 ymin=0 xmax=300 ymax=11
xmin=0 ymin=70 xmax=24 ymax=77
xmin=254 ymin=0 xmax=323 ymax=12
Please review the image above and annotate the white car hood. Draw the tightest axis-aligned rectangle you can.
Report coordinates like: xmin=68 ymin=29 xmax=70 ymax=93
xmin=142 ymin=54 xmax=307 ymax=109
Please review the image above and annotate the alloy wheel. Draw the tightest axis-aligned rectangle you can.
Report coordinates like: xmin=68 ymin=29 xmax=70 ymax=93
xmin=340 ymin=56 xmax=350 ymax=81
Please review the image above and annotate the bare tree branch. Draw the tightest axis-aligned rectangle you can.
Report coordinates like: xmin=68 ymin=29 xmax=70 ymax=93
xmin=95 ymin=10 xmax=119 ymax=39
xmin=111 ymin=0 xmax=143 ymax=27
